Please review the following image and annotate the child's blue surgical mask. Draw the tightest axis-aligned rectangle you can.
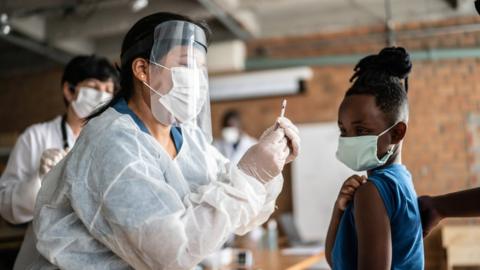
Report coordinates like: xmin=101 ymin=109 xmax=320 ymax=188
xmin=336 ymin=123 xmax=398 ymax=171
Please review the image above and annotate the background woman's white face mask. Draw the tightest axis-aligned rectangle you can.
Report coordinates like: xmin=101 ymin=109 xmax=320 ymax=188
xmin=71 ymin=87 xmax=113 ymax=118
xmin=144 ymin=63 xmax=208 ymax=124
xmin=222 ymin=127 xmax=240 ymax=144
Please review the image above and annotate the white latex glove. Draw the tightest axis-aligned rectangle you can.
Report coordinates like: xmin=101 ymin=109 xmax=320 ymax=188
xmin=238 ymin=117 xmax=301 ymax=183
xmin=38 ymin=148 xmax=67 ymax=179
xmin=273 ymin=117 xmax=300 ymax=164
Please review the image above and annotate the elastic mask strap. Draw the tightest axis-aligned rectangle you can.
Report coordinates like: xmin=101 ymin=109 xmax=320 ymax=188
xmin=144 ymin=61 xmax=171 ymax=97
xmin=142 ymin=81 xmax=164 ymax=97
xmin=378 ymin=143 xmax=397 ymax=164
xmin=387 ymin=144 xmax=398 ymax=155
xmin=150 ymin=61 xmax=170 ymax=70
xmin=381 ymin=123 xmax=402 ymax=157
xmin=378 ymin=122 xmax=399 ymax=137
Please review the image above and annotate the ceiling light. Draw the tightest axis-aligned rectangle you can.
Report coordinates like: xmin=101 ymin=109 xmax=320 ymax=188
xmin=1 ymin=25 xmax=10 ymax=35
xmin=0 ymin=13 xmax=7 ymax=24
xmin=0 ymin=13 xmax=10 ymax=35
xmin=209 ymin=67 xmax=313 ymax=101
xmin=131 ymin=0 xmax=149 ymax=12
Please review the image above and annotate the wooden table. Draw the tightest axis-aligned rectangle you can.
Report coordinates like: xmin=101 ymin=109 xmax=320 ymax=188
xmin=225 ymin=249 xmax=325 ymax=270
xmin=0 ymin=219 xmax=25 ymax=250
xmin=442 ymin=225 xmax=480 ymax=270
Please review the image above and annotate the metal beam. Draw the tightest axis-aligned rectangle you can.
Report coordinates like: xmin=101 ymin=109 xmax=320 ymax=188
xmin=95 ymin=35 xmax=123 ymax=61
xmin=384 ymin=0 xmax=395 ymax=46
xmin=0 ymin=32 xmax=72 ymax=64
xmin=10 ymin=16 xmax=46 ymax=41
xmin=53 ymin=38 xmax=95 ymax=55
xmin=4 ymin=0 xmax=128 ymax=17
xmin=444 ymin=0 xmax=458 ymax=8
xmin=443 ymin=0 xmax=471 ymax=10
xmin=197 ymin=0 xmax=255 ymax=40
xmin=7 ymin=14 xmax=93 ymax=60
xmin=2 ymin=0 xmax=75 ymax=17
xmin=45 ymin=1 xmax=212 ymax=40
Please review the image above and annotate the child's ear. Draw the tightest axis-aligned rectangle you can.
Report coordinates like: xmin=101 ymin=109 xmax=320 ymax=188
xmin=391 ymin=122 xmax=407 ymax=144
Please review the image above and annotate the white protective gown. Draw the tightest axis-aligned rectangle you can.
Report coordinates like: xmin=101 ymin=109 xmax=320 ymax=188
xmin=30 ymin=104 xmax=283 ymax=270
xmin=0 ymin=116 xmax=75 ymax=270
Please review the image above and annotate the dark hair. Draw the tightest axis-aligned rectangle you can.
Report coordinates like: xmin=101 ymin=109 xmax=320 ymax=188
xmin=345 ymin=47 xmax=412 ymax=124
xmin=62 ymin=55 xmax=119 ymax=105
xmin=222 ymin=110 xmax=241 ymax=127
xmin=88 ymin=12 xmax=211 ymax=120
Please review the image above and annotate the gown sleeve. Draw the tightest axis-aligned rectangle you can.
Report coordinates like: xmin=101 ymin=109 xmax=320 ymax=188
xmin=0 ymin=128 xmax=42 ymax=224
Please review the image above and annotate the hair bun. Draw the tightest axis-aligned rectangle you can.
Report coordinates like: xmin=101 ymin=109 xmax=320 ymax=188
xmin=376 ymin=47 xmax=412 ymax=79
xmin=351 ymin=47 xmax=412 ymax=81
xmin=350 ymin=47 xmax=412 ymax=92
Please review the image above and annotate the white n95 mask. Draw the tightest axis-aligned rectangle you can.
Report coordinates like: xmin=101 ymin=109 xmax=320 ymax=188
xmin=144 ymin=63 xmax=208 ymax=124
xmin=71 ymin=87 xmax=113 ymax=118
xmin=336 ymin=123 xmax=398 ymax=171
xmin=222 ymin=127 xmax=240 ymax=144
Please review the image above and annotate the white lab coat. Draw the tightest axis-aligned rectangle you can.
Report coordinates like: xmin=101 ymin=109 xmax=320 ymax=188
xmin=214 ymin=134 xmax=257 ymax=165
xmin=29 ymin=106 xmax=283 ymax=269
xmin=0 ymin=116 xmax=75 ymax=270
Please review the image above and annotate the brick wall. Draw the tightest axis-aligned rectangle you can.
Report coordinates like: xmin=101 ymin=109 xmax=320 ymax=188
xmin=247 ymin=16 xmax=480 ymax=59
xmin=0 ymin=69 xmax=65 ymax=133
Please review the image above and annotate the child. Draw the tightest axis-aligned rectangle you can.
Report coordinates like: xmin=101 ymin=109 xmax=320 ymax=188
xmin=325 ymin=47 xmax=424 ymax=269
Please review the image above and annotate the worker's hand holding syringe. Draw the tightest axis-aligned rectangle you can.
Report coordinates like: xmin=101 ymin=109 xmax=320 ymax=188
xmin=238 ymin=99 xmax=301 ymax=183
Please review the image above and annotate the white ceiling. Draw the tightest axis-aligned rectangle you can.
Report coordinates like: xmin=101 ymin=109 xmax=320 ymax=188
xmin=239 ymin=0 xmax=476 ymax=37
xmin=0 ymin=0 xmax=477 ymax=75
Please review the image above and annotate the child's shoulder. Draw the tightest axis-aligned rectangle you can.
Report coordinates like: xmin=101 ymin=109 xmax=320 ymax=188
xmin=364 ymin=164 xmax=416 ymax=219
xmin=354 ymin=181 xmax=382 ymax=205
xmin=353 ymin=181 xmax=389 ymax=217
xmin=369 ymin=164 xmax=412 ymax=186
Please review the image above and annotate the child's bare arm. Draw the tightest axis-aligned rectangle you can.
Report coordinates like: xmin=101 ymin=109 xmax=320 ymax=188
xmin=325 ymin=207 xmax=343 ymax=266
xmin=325 ymin=175 xmax=366 ymax=266
xmin=354 ymin=182 xmax=392 ymax=270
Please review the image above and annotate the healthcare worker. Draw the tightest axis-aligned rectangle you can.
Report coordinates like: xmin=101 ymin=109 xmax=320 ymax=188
xmin=0 ymin=55 xmax=118 ymax=270
xmin=214 ymin=110 xmax=257 ymax=165
xmin=29 ymin=12 xmax=300 ymax=269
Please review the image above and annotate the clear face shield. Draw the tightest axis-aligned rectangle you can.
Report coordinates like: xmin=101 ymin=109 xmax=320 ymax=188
xmin=144 ymin=20 xmax=212 ymax=142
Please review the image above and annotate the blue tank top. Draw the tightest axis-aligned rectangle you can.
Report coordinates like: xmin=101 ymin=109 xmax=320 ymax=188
xmin=332 ymin=164 xmax=424 ymax=270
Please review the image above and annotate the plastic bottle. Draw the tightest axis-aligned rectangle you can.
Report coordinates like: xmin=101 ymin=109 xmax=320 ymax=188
xmin=266 ymin=219 xmax=278 ymax=250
